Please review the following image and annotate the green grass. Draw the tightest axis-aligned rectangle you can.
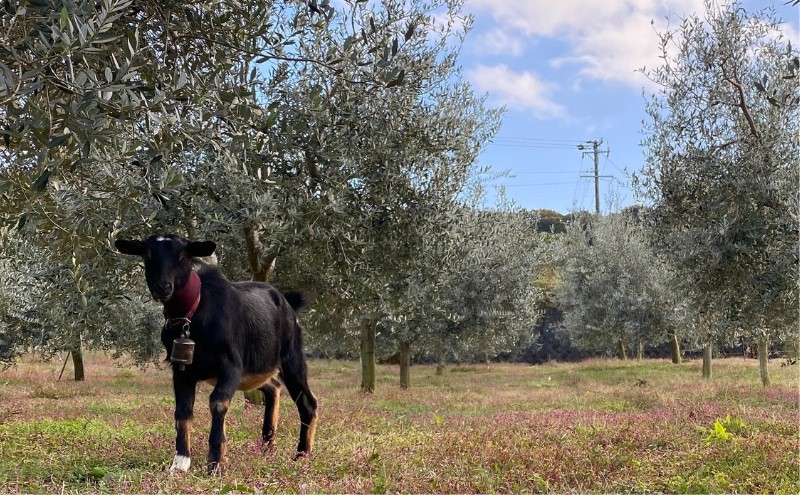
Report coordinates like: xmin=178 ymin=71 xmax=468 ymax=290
xmin=0 ymin=354 xmax=797 ymax=493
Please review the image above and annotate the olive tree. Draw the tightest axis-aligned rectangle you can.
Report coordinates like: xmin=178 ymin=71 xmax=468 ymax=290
xmin=0 ymin=0 xmax=323 ymax=377
xmin=554 ymin=213 xmax=686 ymax=359
xmin=441 ymin=208 xmax=542 ymax=365
xmin=0 ymin=0 xmax=451 ymax=376
xmin=0 ymin=228 xmax=51 ymax=365
xmin=636 ymin=2 xmax=799 ymax=383
xmin=260 ymin=0 xmax=503 ymax=392
xmin=379 ymin=203 xmax=541 ymax=387
xmin=1 ymin=0 xmax=502 ymax=390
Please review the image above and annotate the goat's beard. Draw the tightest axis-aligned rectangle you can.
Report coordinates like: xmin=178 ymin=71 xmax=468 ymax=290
xmin=152 ymin=292 xmax=172 ymax=302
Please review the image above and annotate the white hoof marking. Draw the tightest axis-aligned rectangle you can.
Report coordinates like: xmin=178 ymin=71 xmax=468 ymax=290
xmin=170 ymin=455 xmax=191 ymax=473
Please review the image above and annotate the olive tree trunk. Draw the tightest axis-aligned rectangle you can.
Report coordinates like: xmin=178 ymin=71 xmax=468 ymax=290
xmin=399 ymin=341 xmax=411 ymax=389
xmin=757 ymin=336 xmax=771 ymax=386
xmin=71 ymin=337 xmax=85 ymax=381
xmin=360 ymin=320 xmax=377 ymax=393
xmin=243 ymin=225 xmax=277 ymax=283
xmin=435 ymin=351 xmax=445 ymax=376
xmin=242 ymin=225 xmax=277 ymax=405
xmin=670 ymin=333 xmax=682 ymax=364
xmin=702 ymin=344 xmax=713 ymax=379
xmin=617 ymin=338 xmax=627 ymax=360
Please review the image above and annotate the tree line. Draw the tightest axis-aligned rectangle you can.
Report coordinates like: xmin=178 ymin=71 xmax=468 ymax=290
xmin=1 ymin=0 xmax=796 ymax=389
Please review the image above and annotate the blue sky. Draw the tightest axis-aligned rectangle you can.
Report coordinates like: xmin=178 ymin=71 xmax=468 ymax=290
xmin=459 ymin=0 xmax=799 ymax=214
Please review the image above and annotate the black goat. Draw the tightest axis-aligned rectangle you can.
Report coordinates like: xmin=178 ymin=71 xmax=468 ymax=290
xmin=115 ymin=234 xmax=317 ymax=474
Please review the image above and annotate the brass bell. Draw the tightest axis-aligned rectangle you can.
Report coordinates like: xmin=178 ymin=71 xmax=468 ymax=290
xmin=171 ymin=337 xmax=195 ymax=369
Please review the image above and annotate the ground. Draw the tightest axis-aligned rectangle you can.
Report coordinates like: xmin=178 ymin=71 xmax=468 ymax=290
xmin=0 ymin=354 xmax=797 ymax=493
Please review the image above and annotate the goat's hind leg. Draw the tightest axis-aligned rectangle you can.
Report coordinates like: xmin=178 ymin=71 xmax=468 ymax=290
xmin=259 ymin=378 xmax=282 ymax=451
xmin=281 ymin=362 xmax=318 ymax=460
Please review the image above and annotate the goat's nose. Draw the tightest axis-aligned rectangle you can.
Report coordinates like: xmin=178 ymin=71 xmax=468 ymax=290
xmin=157 ymin=281 xmax=173 ymax=292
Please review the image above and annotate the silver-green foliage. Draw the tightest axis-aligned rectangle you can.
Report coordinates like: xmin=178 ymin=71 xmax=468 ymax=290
xmin=0 ymin=0 xmax=314 ymax=364
xmin=1 ymin=0 xmax=503 ymax=364
xmin=263 ymin=0 xmax=504 ymax=356
xmin=554 ymin=213 xmax=684 ymax=356
xmin=0 ymin=229 xmax=51 ymax=364
xmin=636 ymin=2 xmax=799 ymax=347
xmin=380 ymin=205 xmax=542 ymax=363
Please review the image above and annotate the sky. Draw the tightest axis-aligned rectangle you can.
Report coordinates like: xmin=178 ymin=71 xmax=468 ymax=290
xmin=458 ymin=0 xmax=800 ymax=214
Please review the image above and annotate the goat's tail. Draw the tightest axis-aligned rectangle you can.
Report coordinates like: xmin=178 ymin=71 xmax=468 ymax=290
xmin=283 ymin=291 xmax=309 ymax=311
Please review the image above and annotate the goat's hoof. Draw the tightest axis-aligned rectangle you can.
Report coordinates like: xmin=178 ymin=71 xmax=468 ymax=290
xmin=208 ymin=459 xmax=228 ymax=476
xmin=294 ymin=451 xmax=310 ymax=461
xmin=207 ymin=461 xmax=225 ymax=476
xmin=169 ymin=455 xmax=191 ymax=474
xmin=262 ymin=440 xmax=277 ymax=454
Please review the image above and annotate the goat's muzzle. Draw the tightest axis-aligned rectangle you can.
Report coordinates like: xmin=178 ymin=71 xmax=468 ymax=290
xmin=153 ymin=282 xmax=173 ymax=301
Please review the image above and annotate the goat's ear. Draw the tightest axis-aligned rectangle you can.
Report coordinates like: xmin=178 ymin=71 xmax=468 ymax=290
xmin=115 ymin=239 xmax=146 ymax=257
xmin=186 ymin=241 xmax=216 ymax=258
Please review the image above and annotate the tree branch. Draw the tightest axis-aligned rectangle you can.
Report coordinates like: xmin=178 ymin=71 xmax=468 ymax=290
xmin=719 ymin=58 xmax=761 ymax=140
xmin=173 ymin=33 xmax=376 ymax=87
xmin=243 ymin=224 xmax=276 ymax=282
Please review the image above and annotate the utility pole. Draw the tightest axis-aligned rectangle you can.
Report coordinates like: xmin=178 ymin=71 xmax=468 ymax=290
xmin=578 ymin=139 xmax=610 ymax=215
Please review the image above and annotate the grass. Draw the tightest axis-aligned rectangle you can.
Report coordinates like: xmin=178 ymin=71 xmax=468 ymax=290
xmin=0 ymin=354 xmax=797 ymax=493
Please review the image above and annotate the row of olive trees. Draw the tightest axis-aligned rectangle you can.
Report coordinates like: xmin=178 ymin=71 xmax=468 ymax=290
xmin=637 ymin=1 xmax=798 ymax=386
xmin=554 ymin=2 xmax=797 ymax=386
xmin=1 ymin=0 xmax=533 ymax=389
xmin=376 ymin=204 xmax=543 ymax=388
xmin=553 ymin=211 xmax=689 ymax=362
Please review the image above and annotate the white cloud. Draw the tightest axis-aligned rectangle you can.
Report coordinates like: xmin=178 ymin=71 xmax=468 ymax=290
xmin=464 ymin=0 xmax=798 ymax=120
xmin=473 ymin=28 xmax=526 ymax=57
xmin=467 ymin=64 xmax=566 ymax=119
xmin=467 ymin=0 xmax=710 ymax=88
xmin=782 ymin=22 xmax=800 ymax=46
xmin=565 ymin=12 xmax=663 ymax=87
xmin=766 ymin=13 xmax=800 ymax=47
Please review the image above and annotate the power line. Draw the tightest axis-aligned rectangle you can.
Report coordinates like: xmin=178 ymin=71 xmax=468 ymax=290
xmin=507 ymin=171 xmax=584 ymax=175
xmin=489 ymin=136 xmax=588 ymax=150
xmin=488 ymin=143 xmax=584 ymax=150
xmin=502 ymin=181 xmax=580 ymax=188
xmin=483 ymin=135 xmax=632 ymax=213
xmin=578 ymin=177 xmax=591 ymax=211
xmin=572 ymin=152 xmax=587 ymax=208
xmin=605 ymin=155 xmax=629 ymax=176
xmin=493 ymin=136 xmax=586 ymax=143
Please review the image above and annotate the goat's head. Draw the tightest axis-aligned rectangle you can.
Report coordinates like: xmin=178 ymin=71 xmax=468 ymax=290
xmin=115 ymin=234 xmax=216 ymax=302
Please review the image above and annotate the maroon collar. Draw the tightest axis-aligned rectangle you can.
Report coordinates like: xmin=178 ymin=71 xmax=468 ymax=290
xmin=163 ymin=271 xmax=202 ymax=323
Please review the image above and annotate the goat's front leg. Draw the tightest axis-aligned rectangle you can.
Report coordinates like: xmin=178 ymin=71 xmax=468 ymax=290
xmin=170 ymin=375 xmax=196 ymax=473
xmin=208 ymin=372 xmax=241 ymax=475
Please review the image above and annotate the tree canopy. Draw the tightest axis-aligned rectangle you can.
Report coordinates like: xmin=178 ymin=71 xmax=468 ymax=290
xmin=0 ymin=0 xmax=512 ymax=384
xmin=636 ymin=1 xmax=799 ymax=382
xmin=554 ymin=213 xmax=685 ymax=359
